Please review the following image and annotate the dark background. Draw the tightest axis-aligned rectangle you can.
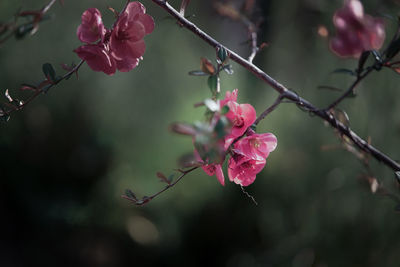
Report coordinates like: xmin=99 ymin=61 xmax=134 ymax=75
xmin=1 ymin=0 xmax=400 ymax=266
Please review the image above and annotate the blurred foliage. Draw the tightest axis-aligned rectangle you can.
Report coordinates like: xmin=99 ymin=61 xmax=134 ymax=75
xmin=1 ymin=0 xmax=400 ymax=266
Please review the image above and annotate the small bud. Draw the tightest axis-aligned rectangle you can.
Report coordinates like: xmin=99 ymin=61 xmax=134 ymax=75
xmin=169 ymin=122 xmax=197 ymax=136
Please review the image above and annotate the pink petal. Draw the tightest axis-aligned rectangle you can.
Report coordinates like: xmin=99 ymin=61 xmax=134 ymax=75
xmin=115 ymin=57 xmax=140 ymax=72
xmin=111 ymin=37 xmax=146 ymax=60
xmin=215 ymin=164 xmax=225 ymax=186
xmin=229 ymin=103 xmax=256 ymax=138
xmin=227 ymin=156 xmax=266 ymax=186
xmin=138 ymin=14 xmax=155 ymax=34
xmin=220 ymin=89 xmax=238 ymax=107
xmin=125 ymin=20 xmax=147 ymax=42
xmin=125 ymin=1 xmax=146 ymax=19
xmin=77 ymin=8 xmax=105 ymax=43
xmin=74 ymin=44 xmax=116 ymax=75
xmin=258 ymin=133 xmax=278 ymax=153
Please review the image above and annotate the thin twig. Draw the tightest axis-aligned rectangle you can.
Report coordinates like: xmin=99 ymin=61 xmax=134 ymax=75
xmin=326 ymin=67 xmax=374 ymax=111
xmin=254 ymin=93 xmax=285 ymax=125
xmin=1 ymin=60 xmax=84 ymax=117
xmin=122 ymin=166 xmax=198 ymax=205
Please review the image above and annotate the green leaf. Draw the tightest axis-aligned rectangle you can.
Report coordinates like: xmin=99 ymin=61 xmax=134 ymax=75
xmin=207 ymin=75 xmax=220 ymax=95
xmin=221 ymin=105 xmax=229 ymax=115
xmin=42 ymin=63 xmax=56 ymax=82
xmin=15 ymin=23 xmax=34 ymax=39
xmin=188 ymin=70 xmax=209 ymax=76
xmin=331 ymin=68 xmax=355 ymax=76
xmin=214 ymin=116 xmax=229 ymax=139
xmin=217 ymin=46 xmax=228 ymax=63
xmin=168 ymin=174 xmax=174 ymax=183
xmin=125 ymin=189 xmax=137 ymax=200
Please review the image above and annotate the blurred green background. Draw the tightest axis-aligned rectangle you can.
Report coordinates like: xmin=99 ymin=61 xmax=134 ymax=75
xmin=1 ymin=0 xmax=400 ymax=266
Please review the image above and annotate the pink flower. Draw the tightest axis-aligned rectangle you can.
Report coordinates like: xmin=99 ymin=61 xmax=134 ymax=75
xmin=228 ymin=154 xmax=266 ymax=186
xmin=110 ymin=2 xmax=155 ymax=70
xmin=202 ymin=163 xmax=225 ymax=186
xmin=194 ymin=148 xmax=225 ymax=186
xmin=233 ymin=133 xmax=277 ymax=161
xmin=220 ymin=89 xmax=238 ymax=107
xmin=330 ymin=0 xmax=385 ymax=58
xmin=77 ymin=8 xmax=105 ymax=44
xmin=74 ymin=2 xmax=154 ymax=75
xmin=219 ymin=89 xmax=257 ymax=149
xmin=74 ymin=44 xmax=116 ymax=75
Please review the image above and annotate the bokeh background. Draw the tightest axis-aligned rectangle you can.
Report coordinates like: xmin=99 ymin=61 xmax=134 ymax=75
xmin=1 ymin=0 xmax=400 ymax=266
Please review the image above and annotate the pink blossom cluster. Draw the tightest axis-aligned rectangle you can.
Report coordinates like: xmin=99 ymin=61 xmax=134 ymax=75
xmin=74 ymin=2 xmax=154 ymax=75
xmin=196 ymin=89 xmax=277 ymax=187
xmin=330 ymin=0 xmax=385 ymax=58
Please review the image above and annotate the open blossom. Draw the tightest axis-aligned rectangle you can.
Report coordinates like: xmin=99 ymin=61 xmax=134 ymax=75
xmin=228 ymin=132 xmax=277 ymax=186
xmin=330 ymin=0 xmax=385 ymax=58
xmin=195 ymin=89 xmax=276 ymax=186
xmin=233 ymin=133 xmax=277 ymax=161
xmin=74 ymin=2 xmax=154 ymax=75
xmin=220 ymin=89 xmax=256 ymax=149
xmin=228 ymin=154 xmax=266 ymax=186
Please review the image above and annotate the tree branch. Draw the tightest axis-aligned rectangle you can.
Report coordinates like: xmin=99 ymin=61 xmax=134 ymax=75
xmin=149 ymin=0 xmax=400 ymax=173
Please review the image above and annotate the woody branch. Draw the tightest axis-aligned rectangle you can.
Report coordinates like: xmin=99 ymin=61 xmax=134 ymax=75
xmin=149 ymin=0 xmax=400 ymax=173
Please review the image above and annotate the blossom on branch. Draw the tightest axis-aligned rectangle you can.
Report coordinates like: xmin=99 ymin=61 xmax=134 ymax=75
xmin=228 ymin=154 xmax=266 ymax=186
xmin=74 ymin=2 xmax=154 ymax=75
xmin=195 ymin=89 xmax=277 ymax=187
xmin=330 ymin=0 xmax=385 ymax=58
xmin=228 ymin=132 xmax=277 ymax=186
xmin=220 ymin=89 xmax=256 ymax=149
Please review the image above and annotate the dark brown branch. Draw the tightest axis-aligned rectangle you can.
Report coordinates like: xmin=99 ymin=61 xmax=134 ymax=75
xmin=150 ymin=0 xmax=400 ymax=173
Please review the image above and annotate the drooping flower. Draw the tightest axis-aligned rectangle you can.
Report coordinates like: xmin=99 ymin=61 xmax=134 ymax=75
xmin=233 ymin=133 xmax=277 ymax=161
xmin=77 ymin=8 xmax=106 ymax=43
xmin=74 ymin=2 xmax=154 ymax=75
xmin=228 ymin=153 xmax=266 ymax=186
xmin=110 ymin=1 xmax=155 ymax=72
xmin=330 ymin=0 xmax=385 ymax=58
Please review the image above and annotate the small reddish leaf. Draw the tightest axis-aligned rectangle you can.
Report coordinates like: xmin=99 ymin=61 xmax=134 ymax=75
xmin=157 ymin=172 xmax=171 ymax=184
xmin=200 ymin=57 xmax=216 ymax=75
